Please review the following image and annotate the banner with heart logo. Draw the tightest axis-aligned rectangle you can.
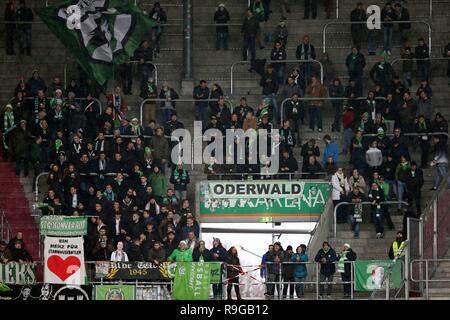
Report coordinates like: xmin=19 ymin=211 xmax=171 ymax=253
xmin=44 ymin=236 xmax=86 ymax=285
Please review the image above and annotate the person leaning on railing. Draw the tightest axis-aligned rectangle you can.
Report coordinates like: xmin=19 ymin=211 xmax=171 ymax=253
xmin=314 ymin=241 xmax=337 ymax=299
xmin=265 ymin=242 xmax=284 ymax=298
xmin=290 ymin=244 xmax=308 ymax=298
xmin=336 ymin=243 xmax=357 ymax=298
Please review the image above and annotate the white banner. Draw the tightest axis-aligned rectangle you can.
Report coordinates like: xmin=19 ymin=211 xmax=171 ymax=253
xmin=44 ymin=236 xmax=86 ymax=285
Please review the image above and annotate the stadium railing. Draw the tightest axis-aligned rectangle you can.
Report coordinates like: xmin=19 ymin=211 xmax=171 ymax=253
xmin=280 ymin=96 xmax=387 ymax=126
xmin=322 ymin=20 xmax=432 ymax=54
xmin=333 ymin=201 xmax=409 ymax=238
xmin=139 ymin=98 xmax=234 ymax=126
xmin=230 ymin=60 xmax=324 ymax=96
xmin=410 ymin=258 xmax=450 ymax=299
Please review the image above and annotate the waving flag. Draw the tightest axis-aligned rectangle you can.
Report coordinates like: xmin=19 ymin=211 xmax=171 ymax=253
xmin=36 ymin=0 xmax=157 ymax=85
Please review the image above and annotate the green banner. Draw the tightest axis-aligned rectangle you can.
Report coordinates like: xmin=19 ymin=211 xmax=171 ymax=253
xmin=355 ymin=260 xmax=402 ymax=291
xmin=172 ymin=262 xmax=211 ymax=300
xmin=0 ymin=262 xmax=36 ymax=285
xmin=209 ymin=262 xmax=222 ymax=284
xmin=36 ymin=0 xmax=157 ymax=85
xmin=199 ymin=180 xmax=330 ymax=222
xmin=40 ymin=216 xmax=87 ymax=236
xmin=95 ymin=285 xmax=135 ymax=300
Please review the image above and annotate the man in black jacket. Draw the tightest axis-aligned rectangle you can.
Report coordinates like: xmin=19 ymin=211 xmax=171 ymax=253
xmin=260 ymin=64 xmax=279 ymax=120
xmin=16 ymin=0 xmax=33 ymax=56
xmin=314 ymin=242 xmax=337 ymax=298
xmin=346 ymin=47 xmax=366 ymax=91
xmin=406 ymin=161 xmax=424 ymax=216
xmin=242 ymin=9 xmax=259 ymax=61
xmin=394 ymin=2 xmax=411 ymax=45
xmin=350 ymin=2 xmax=366 ymax=49
xmin=214 ymin=4 xmax=230 ymax=50
xmin=415 ymin=38 xmax=430 ymax=81
xmin=278 ymin=149 xmax=298 ymax=179
xmin=265 ymin=242 xmax=284 ymax=297
xmin=134 ymin=40 xmax=154 ymax=94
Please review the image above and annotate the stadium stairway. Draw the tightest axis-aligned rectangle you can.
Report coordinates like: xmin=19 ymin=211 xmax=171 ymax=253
xmin=0 ymin=162 xmax=40 ymax=262
xmin=428 ymin=246 xmax=450 ymax=299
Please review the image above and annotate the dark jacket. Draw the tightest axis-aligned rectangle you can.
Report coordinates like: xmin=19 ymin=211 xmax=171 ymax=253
xmin=282 ymin=252 xmax=295 ymax=279
xmin=214 ymin=7 xmax=230 ymax=33
xmin=266 ymin=249 xmax=285 ymax=275
xmin=260 ymin=72 xmax=278 ymax=95
xmin=147 ymin=247 xmax=166 ymax=264
xmin=192 ymin=248 xmax=211 ymax=262
xmin=210 ymin=244 xmax=227 ymax=262
xmin=314 ymin=248 xmax=337 ymax=276
xmin=346 ymin=52 xmax=366 ymax=77
xmin=242 ymin=16 xmax=259 ymax=38
xmin=370 ymin=62 xmax=395 ymax=86
xmin=227 ymin=254 xmax=242 ymax=278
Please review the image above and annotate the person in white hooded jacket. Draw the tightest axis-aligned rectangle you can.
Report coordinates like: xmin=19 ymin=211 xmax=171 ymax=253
xmin=331 ymin=167 xmax=350 ymax=223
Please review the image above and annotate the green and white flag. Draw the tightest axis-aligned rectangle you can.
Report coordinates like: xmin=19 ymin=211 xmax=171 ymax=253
xmin=354 ymin=260 xmax=402 ymax=291
xmin=36 ymin=0 xmax=157 ymax=85
xmin=40 ymin=216 xmax=87 ymax=236
xmin=172 ymin=262 xmax=212 ymax=300
xmin=95 ymin=285 xmax=135 ymax=300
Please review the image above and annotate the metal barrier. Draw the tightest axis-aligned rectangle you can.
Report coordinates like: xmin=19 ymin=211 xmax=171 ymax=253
xmin=7 ymin=96 xmax=103 ymax=115
xmin=391 ymin=57 xmax=450 ymax=68
xmin=410 ymin=258 xmax=450 ymax=299
xmin=139 ymin=98 xmax=234 ymax=125
xmin=322 ymin=21 xmax=432 ymax=54
xmin=264 ymin=261 xmax=356 ymax=300
xmin=333 ymin=201 xmax=409 ymax=238
xmin=230 ymin=60 xmax=323 ymax=96
xmin=280 ymin=96 xmax=387 ymax=126
xmin=34 ymin=172 xmax=131 ymax=203
xmin=206 ymin=172 xmax=329 ymax=180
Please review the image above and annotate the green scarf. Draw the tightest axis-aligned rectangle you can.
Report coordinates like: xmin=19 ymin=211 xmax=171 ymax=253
xmin=4 ymin=111 xmax=14 ymax=130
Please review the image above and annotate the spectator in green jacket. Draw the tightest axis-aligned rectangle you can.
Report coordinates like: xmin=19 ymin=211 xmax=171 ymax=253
xmin=167 ymin=240 xmax=193 ymax=262
xmin=149 ymin=165 xmax=167 ymax=202
xmin=395 ymin=155 xmax=411 ymax=213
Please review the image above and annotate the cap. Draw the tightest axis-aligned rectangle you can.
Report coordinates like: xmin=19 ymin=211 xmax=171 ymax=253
xmin=344 ymin=243 xmax=351 ymax=249
xmin=5 ymin=104 xmax=13 ymax=110
xmin=218 ymin=3 xmax=225 ymax=7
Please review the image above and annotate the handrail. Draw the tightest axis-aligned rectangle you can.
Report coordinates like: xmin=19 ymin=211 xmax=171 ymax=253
xmin=410 ymin=259 xmax=450 ymax=282
xmin=35 ymin=172 xmax=131 ymax=202
xmin=230 ymin=60 xmax=324 ymax=96
xmin=322 ymin=21 xmax=432 ymax=54
xmin=206 ymin=172 xmax=329 ymax=180
xmin=139 ymin=98 xmax=234 ymax=125
xmin=333 ymin=201 xmax=409 ymax=238
xmin=390 ymin=57 xmax=450 ymax=68
xmin=280 ymin=96 xmax=387 ymax=126
xmin=363 ymin=132 xmax=450 ymax=139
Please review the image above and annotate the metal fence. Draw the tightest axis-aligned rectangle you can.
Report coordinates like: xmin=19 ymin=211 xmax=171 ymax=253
xmin=230 ymin=60 xmax=324 ymax=96
xmin=139 ymin=98 xmax=234 ymax=126
xmin=322 ymin=21 xmax=432 ymax=54
xmin=280 ymin=96 xmax=387 ymax=126
xmin=333 ymin=201 xmax=409 ymax=238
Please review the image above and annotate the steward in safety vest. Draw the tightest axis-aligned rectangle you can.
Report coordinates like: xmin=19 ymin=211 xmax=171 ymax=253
xmin=388 ymin=231 xmax=406 ymax=259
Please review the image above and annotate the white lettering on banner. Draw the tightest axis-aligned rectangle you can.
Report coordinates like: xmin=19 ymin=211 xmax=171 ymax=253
xmin=44 ymin=236 xmax=86 ymax=285
xmin=0 ymin=263 xmax=36 ymax=284
xmin=367 ymin=5 xmax=381 ymax=30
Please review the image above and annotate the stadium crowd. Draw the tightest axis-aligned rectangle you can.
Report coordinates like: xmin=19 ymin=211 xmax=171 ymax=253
xmin=1 ymin=0 xmax=450 ymax=299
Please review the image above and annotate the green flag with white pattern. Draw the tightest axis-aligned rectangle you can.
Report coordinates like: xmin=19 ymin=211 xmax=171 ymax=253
xmin=36 ymin=0 xmax=157 ymax=85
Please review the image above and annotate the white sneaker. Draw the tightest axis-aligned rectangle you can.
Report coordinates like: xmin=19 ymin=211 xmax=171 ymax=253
xmin=376 ymin=233 xmax=381 ymax=239
xmin=318 ymin=128 xmax=322 ymax=132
